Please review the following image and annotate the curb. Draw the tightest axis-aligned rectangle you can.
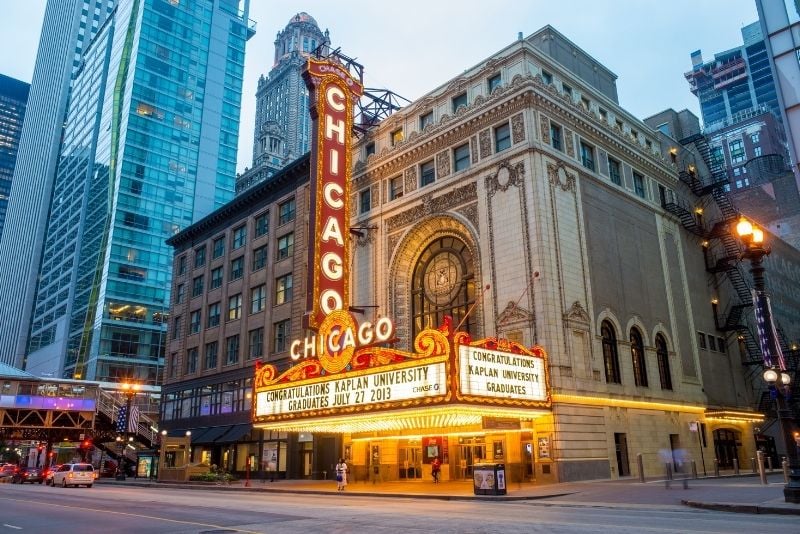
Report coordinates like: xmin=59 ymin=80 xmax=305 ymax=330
xmin=682 ymin=499 xmax=800 ymax=516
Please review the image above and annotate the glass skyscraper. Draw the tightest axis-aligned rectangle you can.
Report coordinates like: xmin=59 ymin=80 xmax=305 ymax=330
xmin=0 ymin=74 xmax=30 ymax=238
xmin=23 ymin=0 xmax=254 ymax=384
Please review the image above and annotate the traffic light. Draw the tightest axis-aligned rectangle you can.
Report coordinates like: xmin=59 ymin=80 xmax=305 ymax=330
xmin=82 ymin=440 xmax=91 ymax=449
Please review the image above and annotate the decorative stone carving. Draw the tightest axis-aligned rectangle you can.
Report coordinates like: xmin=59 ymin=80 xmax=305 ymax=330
xmin=470 ymin=136 xmax=478 ymax=163
xmin=386 ymin=182 xmax=478 ymax=233
xmin=404 ymin=166 xmax=417 ymax=194
xmin=455 ymin=202 xmax=478 ymax=230
xmin=436 ymin=150 xmax=451 ymax=179
xmin=511 ymin=113 xmax=525 ymax=144
xmin=496 ymin=300 xmax=534 ymax=327
xmin=565 ymin=127 xmax=575 ymax=157
xmin=350 ymin=193 xmax=357 ymax=217
xmin=387 ymin=232 xmax=401 ymax=259
xmin=354 ymin=228 xmax=375 ymax=248
xmin=564 ymin=301 xmax=590 ymax=324
xmin=539 ymin=115 xmax=550 ymax=145
xmin=473 ymin=94 xmax=486 ymax=107
xmin=479 ymin=129 xmax=491 ymax=159
xmin=486 ymin=160 xmax=525 ymax=197
xmin=546 ymin=161 xmax=577 ymax=193
xmin=371 ymin=183 xmax=380 ymax=210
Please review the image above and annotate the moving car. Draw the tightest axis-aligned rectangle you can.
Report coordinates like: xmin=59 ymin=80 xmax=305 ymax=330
xmin=0 ymin=464 xmax=18 ymax=480
xmin=43 ymin=464 xmax=62 ymax=486
xmin=51 ymin=463 xmax=95 ymax=488
xmin=12 ymin=466 xmax=43 ymax=484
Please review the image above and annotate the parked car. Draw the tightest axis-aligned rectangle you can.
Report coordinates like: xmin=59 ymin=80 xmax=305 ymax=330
xmin=51 ymin=463 xmax=95 ymax=488
xmin=12 ymin=466 xmax=43 ymax=484
xmin=0 ymin=464 xmax=18 ymax=480
xmin=43 ymin=464 xmax=62 ymax=486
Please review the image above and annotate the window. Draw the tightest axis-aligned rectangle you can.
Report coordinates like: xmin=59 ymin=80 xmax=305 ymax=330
xmin=541 ymin=70 xmax=552 ymax=84
xmin=175 ymin=283 xmax=185 ymax=304
xmin=630 ymin=328 xmax=648 ymax=387
xmin=210 ymin=267 xmax=223 ymax=290
xmin=391 ymin=129 xmax=404 ymax=146
xmin=169 ymin=352 xmax=178 ymax=379
xmin=608 ymin=157 xmax=622 ymax=186
xmin=754 ymin=146 xmax=762 ymax=157
xmin=227 ymin=293 xmax=242 ymax=321
xmin=275 ymin=274 xmax=293 ymax=305
xmin=226 ymin=335 xmax=239 ymax=365
xmin=630 ymin=129 xmax=639 ymax=142
xmin=601 ymin=321 xmax=621 ymax=384
xmin=495 ymin=123 xmax=511 ymax=153
xmin=232 ymin=225 xmax=247 ymax=249
xmin=697 ymin=332 xmax=707 ymax=349
xmin=252 ymin=245 xmax=268 ymax=271
xmin=734 ymin=167 xmax=741 ymax=176
xmin=454 ymin=143 xmax=470 ymax=172
xmin=718 ymin=337 xmax=726 ymax=353
xmin=227 ymin=256 xmax=243 ymax=281
xmin=277 ymin=233 xmax=294 ymax=260
xmin=452 ymin=92 xmax=468 ymax=113
xmin=581 ymin=96 xmax=590 ymax=111
xmin=729 ymin=139 xmax=745 ymax=164
xmin=177 ymin=255 xmax=186 ymax=275
xmin=382 ymin=177 xmax=400 ymax=202
xmin=711 ymin=146 xmax=725 ymax=165
xmin=580 ymin=141 xmax=595 ymax=171
xmin=207 ymin=302 xmax=220 ymax=328
xmin=189 ymin=310 xmax=201 ymax=334
xmin=251 ymin=284 xmax=266 ymax=313
xmin=633 ymin=171 xmax=645 ymax=198
xmin=186 ymin=347 xmax=198 ymax=374
xmin=420 ymin=160 xmax=435 ymax=187
xmin=751 ymin=133 xmax=760 ymax=144
xmin=562 ymin=83 xmax=573 ymax=98
xmin=204 ymin=341 xmax=218 ymax=370
xmin=212 ymin=236 xmax=225 ymax=259
xmin=191 ymin=276 xmax=203 ymax=298
xmin=419 ymin=111 xmax=433 ymax=130
xmin=488 ymin=73 xmax=501 ymax=93
xmin=616 ymin=119 xmax=624 ymax=131
xmin=365 ymin=142 xmax=375 ymax=157
xmin=599 ymin=108 xmax=608 ymax=123
xmin=550 ymin=123 xmax=562 ymax=151
xmin=654 ymin=334 xmax=672 ymax=390
xmin=248 ymin=328 xmax=264 ymax=359
xmin=255 ymin=211 xmax=269 ymax=237
xmin=274 ymin=319 xmax=291 ymax=352
xmin=172 ymin=316 xmax=182 ymax=340
xmin=194 ymin=246 xmax=206 ymax=268
xmin=359 ymin=188 xmax=371 ymax=214
xmin=708 ymin=335 xmax=717 ymax=352
xmin=278 ymin=198 xmax=296 ymax=225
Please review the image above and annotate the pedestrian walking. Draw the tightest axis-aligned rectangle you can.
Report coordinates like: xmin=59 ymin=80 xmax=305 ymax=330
xmin=431 ymin=457 xmax=441 ymax=483
xmin=335 ymin=458 xmax=348 ymax=491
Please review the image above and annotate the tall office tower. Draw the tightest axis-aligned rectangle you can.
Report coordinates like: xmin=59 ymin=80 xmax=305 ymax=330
xmin=0 ymin=0 xmax=115 ymax=369
xmin=235 ymin=12 xmax=329 ymax=193
xmin=685 ymin=22 xmax=780 ymax=129
xmin=756 ymin=0 xmax=800 ymax=176
xmin=23 ymin=0 xmax=254 ymax=384
xmin=0 ymin=74 xmax=30 ymax=237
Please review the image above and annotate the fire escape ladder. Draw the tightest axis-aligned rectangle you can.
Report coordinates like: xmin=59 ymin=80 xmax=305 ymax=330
xmin=661 ymin=196 xmax=706 ymax=236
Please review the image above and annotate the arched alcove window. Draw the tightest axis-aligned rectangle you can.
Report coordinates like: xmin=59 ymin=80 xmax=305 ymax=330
xmin=630 ymin=328 xmax=648 ymax=387
xmin=411 ymin=236 xmax=475 ymax=340
xmin=601 ymin=320 xmax=621 ymax=384
xmin=655 ymin=333 xmax=672 ymax=390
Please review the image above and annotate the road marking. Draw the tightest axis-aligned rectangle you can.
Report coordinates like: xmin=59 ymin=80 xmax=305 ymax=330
xmin=2 ymin=524 xmax=22 ymax=530
xmin=0 ymin=497 xmax=260 ymax=533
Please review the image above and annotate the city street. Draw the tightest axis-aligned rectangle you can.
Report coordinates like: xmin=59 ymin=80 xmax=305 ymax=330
xmin=0 ymin=478 xmax=797 ymax=533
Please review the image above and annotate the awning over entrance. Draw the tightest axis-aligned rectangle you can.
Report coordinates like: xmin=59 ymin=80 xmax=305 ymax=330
xmin=253 ymin=405 xmax=550 ymax=433
xmin=216 ymin=424 xmax=252 ymax=444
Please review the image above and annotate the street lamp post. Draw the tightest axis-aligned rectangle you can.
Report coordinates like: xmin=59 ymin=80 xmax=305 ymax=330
xmin=116 ymin=382 xmax=140 ymax=481
xmin=736 ymin=217 xmax=800 ymax=503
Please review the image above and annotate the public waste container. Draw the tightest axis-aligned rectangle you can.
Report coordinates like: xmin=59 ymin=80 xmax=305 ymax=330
xmin=472 ymin=463 xmax=507 ymax=495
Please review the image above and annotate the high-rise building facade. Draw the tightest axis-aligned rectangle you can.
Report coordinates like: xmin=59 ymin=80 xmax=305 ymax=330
xmin=235 ymin=12 xmax=329 ymax=194
xmin=0 ymin=74 xmax=30 ymax=238
xmin=22 ymin=0 xmax=254 ymax=384
xmin=0 ymin=0 xmax=115 ymax=369
xmin=685 ymin=22 xmax=779 ymax=129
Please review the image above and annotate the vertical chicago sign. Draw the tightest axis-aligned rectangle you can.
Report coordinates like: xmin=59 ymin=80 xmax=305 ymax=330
xmin=302 ymin=58 xmax=364 ymax=332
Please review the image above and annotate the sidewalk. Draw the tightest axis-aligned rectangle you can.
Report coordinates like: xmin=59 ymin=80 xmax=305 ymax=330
xmin=100 ymin=472 xmax=800 ymax=515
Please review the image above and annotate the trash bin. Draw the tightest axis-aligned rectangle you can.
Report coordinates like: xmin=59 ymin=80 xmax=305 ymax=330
xmin=472 ymin=463 xmax=507 ymax=495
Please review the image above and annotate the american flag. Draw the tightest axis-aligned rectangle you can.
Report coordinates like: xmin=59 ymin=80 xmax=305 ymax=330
xmin=115 ymin=405 xmax=140 ymax=434
xmin=753 ymin=289 xmax=786 ymax=370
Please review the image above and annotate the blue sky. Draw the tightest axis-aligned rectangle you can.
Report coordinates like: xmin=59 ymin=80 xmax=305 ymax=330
xmin=0 ymin=1 xmax=760 ymax=172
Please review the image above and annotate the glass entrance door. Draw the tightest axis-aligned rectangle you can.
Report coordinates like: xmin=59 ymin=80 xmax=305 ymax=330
xmin=455 ymin=437 xmax=486 ymax=479
xmin=398 ymin=443 xmax=422 ymax=479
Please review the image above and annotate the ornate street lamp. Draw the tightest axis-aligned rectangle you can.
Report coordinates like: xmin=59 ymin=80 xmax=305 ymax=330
xmin=736 ymin=217 xmax=800 ymax=503
xmin=115 ymin=382 xmax=140 ymax=481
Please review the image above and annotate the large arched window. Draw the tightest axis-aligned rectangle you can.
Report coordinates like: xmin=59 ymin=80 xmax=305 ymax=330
xmin=601 ymin=321 xmax=621 ymax=384
xmin=630 ymin=328 xmax=648 ymax=387
xmin=411 ymin=236 xmax=475 ymax=340
xmin=655 ymin=334 xmax=672 ymax=390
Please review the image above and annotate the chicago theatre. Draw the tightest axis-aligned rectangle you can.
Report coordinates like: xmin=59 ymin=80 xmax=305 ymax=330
xmin=164 ymin=25 xmax=800 ymax=484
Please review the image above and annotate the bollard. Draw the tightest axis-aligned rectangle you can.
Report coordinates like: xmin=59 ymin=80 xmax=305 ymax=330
xmin=733 ymin=458 xmax=739 ymax=475
xmin=784 ymin=458 xmax=790 ymax=484
xmin=767 ymin=456 xmax=774 ymax=472
xmin=637 ymin=453 xmax=645 ymax=483
xmin=751 ymin=457 xmax=757 ymax=474
xmin=691 ymin=460 xmax=698 ymax=479
xmin=714 ymin=458 xmax=720 ymax=478
xmin=757 ymin=450 xmax=767 ymax=485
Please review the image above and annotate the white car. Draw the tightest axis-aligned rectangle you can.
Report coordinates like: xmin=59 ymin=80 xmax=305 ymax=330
xmin=51 ymin=463 xmax=96 ymax=488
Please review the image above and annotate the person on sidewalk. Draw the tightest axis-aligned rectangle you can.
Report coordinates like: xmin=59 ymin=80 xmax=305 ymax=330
xmin=431 ymin=457 xmax=441 ymax=484
xmin=335 ymin=458 xmax=348 ymax=491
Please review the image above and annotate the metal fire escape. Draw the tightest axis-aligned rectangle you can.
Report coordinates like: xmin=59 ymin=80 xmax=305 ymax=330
xmin=663 ymin=133 xmax=799 ymax=422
